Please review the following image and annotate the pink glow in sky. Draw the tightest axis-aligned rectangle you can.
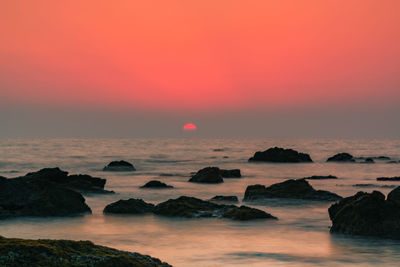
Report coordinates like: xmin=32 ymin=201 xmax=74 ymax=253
xmin=0 ymin=0 xmax=399 ymax=113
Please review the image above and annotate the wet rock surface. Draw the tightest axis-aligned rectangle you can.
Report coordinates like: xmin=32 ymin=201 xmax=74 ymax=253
xmin=189 ymin=167 xmax=223 ymax=183
xmin=329 ymin=187 xmax=400 ymax=239
xmin=248 ymin=147 xmax=313 ymax=163
xmin=244 ymin=179 xmax=342 ymax=201
xmin=326 ymin=153 xmax=355 ymax=162
xmin=103 ymin=160 xmax=136 ymax=171
xmin=103 ymin=199 xmax=155 ymax=214
xmin=0 ymin=236 xmax=171 ymax=267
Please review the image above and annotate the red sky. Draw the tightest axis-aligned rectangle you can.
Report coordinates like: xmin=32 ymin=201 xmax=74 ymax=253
xmin=1 ymin=0 xmax=400 ymax=114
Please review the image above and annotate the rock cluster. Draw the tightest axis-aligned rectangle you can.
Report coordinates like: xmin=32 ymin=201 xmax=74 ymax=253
xmin=248 ymin=147 xmax=313 ymax=163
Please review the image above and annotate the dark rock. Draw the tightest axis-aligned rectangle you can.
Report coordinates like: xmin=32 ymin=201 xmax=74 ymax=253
xmin=140 ymin=180 xmax=173 ymax=189
xmin=376 ymin=156 xmax=391 ymax=160
xmin=0 ymin=178 xmax=91 ymax=219
xmin=103 ymin=160 xmax=136 ymax=171
xmin=104 ymin=199 xmax=154 ymax=214
xmin=213 ymin=148 xmax=224 ymax=152
xmin=377 ymin=177 xmax=400 ymax=181
xmin=17 ymin=168 xmax=112 ymax=194
xmin=387 ymin=161 xmax=399 ymax=164
xmin=328 ymin=188 xmax=400 ymax=239
xmin=220 ymin=169 xmax=241 ymax=178
xmin=210 ymin=195 xmax=239 ymax=203
xmin=326 ymin=153 xmax=355 ymax=162
xmin=0 ymin=176 xmax=6 ymax=181
xmin=0 ymin=236 xmax=171 ymax=266
xmin=189 ymin=167 xmax=223 ymax=183
xmin=363 ymin=158 xmax=375 ymax=163
xmin=248 ymin=147 xmax=313 ymax=163
xmin=222 ymin=205 xmax=277 ymax=220
xmin=244 ymin=179 xmax=342 ymax=201
xmin=353 ymin=184 xmax=396 ymax=189
xmin=303 ymin=175 xmax=337 ymax=180
xmin=223 ymin=156 xmax=229 ymax=158
xmin=153 ymin=196 xmax=277 ymax=221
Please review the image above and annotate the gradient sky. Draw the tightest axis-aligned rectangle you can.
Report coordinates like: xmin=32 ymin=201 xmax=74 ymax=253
xmin=1 ymin=1 xmax=399 ymax=137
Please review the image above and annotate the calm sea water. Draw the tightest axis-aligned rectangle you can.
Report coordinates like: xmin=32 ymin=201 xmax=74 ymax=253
xmin=1 ymin=138 xmax=400 ymax=266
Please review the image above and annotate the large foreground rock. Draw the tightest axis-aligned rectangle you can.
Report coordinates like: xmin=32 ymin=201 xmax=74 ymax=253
xmin=248 ymin=147 xmax=313 ymax=163
xmin=103 ymin=199 xmax=154 ymax=214
xmin=103 ymin=160 xmax=136 ymax=171
xmin=0 ymin=236 xmax=171 ymax=267
xmin=0 ymin=178 xmax=91 ymax=219
xmin=17 ymin=167 xmax=112 ymax=194
xmin=326 ymin=153 xmax=355 ymax=162
xmin=328 ymin=187 xmax=400 ymax=238
xmin=244 ymin=179 xmax=342 ymax=201
xmin=189 ymin=167 xmax=223 ymax=183
xmin=153 ymin=196 xmax=276 ymax=220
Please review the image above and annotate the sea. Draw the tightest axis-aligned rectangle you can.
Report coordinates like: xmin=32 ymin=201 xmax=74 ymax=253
xmin=1 ymin=138 xmax=400 ymax=266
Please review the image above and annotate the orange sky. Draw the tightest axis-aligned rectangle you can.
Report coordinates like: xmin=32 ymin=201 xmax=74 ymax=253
xmin=1 ymin=0 xmax=399 ymax=113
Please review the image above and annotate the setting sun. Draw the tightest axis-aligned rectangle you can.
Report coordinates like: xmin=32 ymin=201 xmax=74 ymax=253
xmin=183 ymin=123 xmax=197 ymax=131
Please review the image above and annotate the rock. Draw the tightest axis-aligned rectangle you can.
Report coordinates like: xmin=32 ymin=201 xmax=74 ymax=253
xmin=213 ymin=148 xmax=224 ymax=152
xmin=0 ymin=178 xmax=91 ymax=219
xmin=302 ymin=175 xmax=337 ymax=180
xmin=189 ymin=167 xmax=223 ymax=183
xmin=103 ymin=160 xmax=136 ymax=171
xmin=363 ymin=158 xmax=375 ymax=163
xmin=0 ymin=236 xmax=171 ymax=266
xmin=104 ymin=199 xmax=154 ymax=214
xmin=222 ymin=205 xmax=277 ymax=221
xmin=326 ymin=153 xmax=355 ymax=162
xmin=220 ymin=169 xmax=241 ymax=178
xmin=353 ymin=184 xmax=396 ymax=189
xmin=153 ymin=196 xmax=277 ymax=221
xmin=387 ymin=161 xmax=399 ymax=164
xmin=377 ymin=177 xmax=400 ymax=181
xmin=210 ymin=195 xmax=239 ymax=203
xmin=0 ymin=176 xmax=6 ymax=181
xmin=17 ymin=168 xmax=112 ymax=194
xmin=244 ymin=179 xmax=342 ymax=201
xmin=248 ymin=147 xmax=313 ymax=163
xmin=328 ymin=188 xmax=400 ymax=239
xmin=376 ymin=156 xmax=391 ymax=160
xmin=140 ymin=180 xmax=173 ymax=189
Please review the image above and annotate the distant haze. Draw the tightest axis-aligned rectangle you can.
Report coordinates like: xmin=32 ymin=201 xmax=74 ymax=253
xmin=0 ymin=1 xmax=399 ymax=138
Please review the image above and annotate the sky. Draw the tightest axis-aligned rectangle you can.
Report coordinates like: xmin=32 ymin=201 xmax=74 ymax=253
xmin=1 ymin=0 xmax=399 ymax=138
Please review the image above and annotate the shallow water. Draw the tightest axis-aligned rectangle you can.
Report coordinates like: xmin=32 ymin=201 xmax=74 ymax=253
xmin=1 ymin=138 xmax=400 ymax=266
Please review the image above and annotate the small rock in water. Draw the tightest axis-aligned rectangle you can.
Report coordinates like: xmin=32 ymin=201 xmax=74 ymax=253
xmin=326 ymin=153 xmax=355 ymax=162
xmin=210 ymin=195 xmax=239 ymax=203
xmin=223 ymin=205 xmax=277 ymax=221
xmin=104 ymin=199 xmax=154 ymax=214
xmin=302 ymin=175 xmax=337 ymax=180
xmin=248 ymin=147 xmax=313 ymax=163
xmin=189 ymin=167 xmax=223 ymax=183
xmin=377 ymin=176 xmax=400 ymax=181
xmin=103 ymin=160 xmax=136 ymax=171
xmin=140 ymin=180 xmax=173 ymax=188
xmin=244 ymin=179 xmax=342 ymax=201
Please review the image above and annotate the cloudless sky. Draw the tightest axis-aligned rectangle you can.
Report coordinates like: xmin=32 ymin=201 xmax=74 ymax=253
xmin=0 ymin=1 xmax=399 ymax=138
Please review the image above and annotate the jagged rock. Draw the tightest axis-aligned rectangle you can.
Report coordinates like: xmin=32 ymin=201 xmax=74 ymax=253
xmin=377 ymin=177 xmax=400 ymax=181
xmin=0 ymin=236 xmax=171 ymax=266
xmin=0 ymin=178 xmax=91 ymax=219
xmin=302 ymin=175 xmax=337 ymax=180
xmin=244 ymin=179 xmax=342 ymax=201
xmin=103 ymin=199 xmax=154 ymax=214
xmin=248 ymin=147 xmax=313 ymax=163
xmin=103 ymin=160 xmax=136 ymax=171
xmin=17 ymin=168 xmax=112 ymax=194
xmin=140 ymin=180 xmax=173 ymax=189
xmin=210 ymin=195 xmax=239 ymax=203
xmin=189 ymin=167 xmax=223 ymax=183
xmin=328 ymin=188 xmax=400 ymax=239
xmin=153 ymin=196 xmax=276 ymax=221
xmin=220 ymin=169 xmax=241 ymax=178
xmin=326 ymin=153 xmax=355 ymax=162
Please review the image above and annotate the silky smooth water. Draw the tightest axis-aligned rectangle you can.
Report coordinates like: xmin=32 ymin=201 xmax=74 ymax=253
xmin=1 ymin=138 xmax=400 ymax=266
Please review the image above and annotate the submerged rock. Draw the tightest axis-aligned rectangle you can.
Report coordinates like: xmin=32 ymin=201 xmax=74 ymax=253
xmin=0 ymin=236 xmax=171 ymax=266
xmin=0 ymin=178 xmax=91 ymax=219
xmin=153 ymin=196 xmax=276 ymax=221
xmin=210 ymin=195 xmax=239 ymax=203
xmin=328 ymin=188 xmax=400 ymax=239
xmin=377 ymin=176 xmax=400 ymax=181
xmin=103 ymin=160 xmax=136 ymax=171
xmin=326 ymin=153 xmax=355 ymax=162
xmin=103 ymin=199 xmax=154 ymax=214
xmin=302 ymin=175 xmax=337 ymax=180
xmin=248 ymin=147 xmax=313 ymax=163
xmin=17 ymin=167 xmax=112 ymax=194
xmin=140 ymin=180 xmax=173 ymax=189
xmin=189 ymin=167 xmax=223 ymax=183
xmin=244 ymin=179 xmax=342 ymax=201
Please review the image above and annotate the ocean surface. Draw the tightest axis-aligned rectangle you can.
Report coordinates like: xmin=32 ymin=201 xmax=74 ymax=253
xmin=1 ymin=138 xmax=400 ymax=266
